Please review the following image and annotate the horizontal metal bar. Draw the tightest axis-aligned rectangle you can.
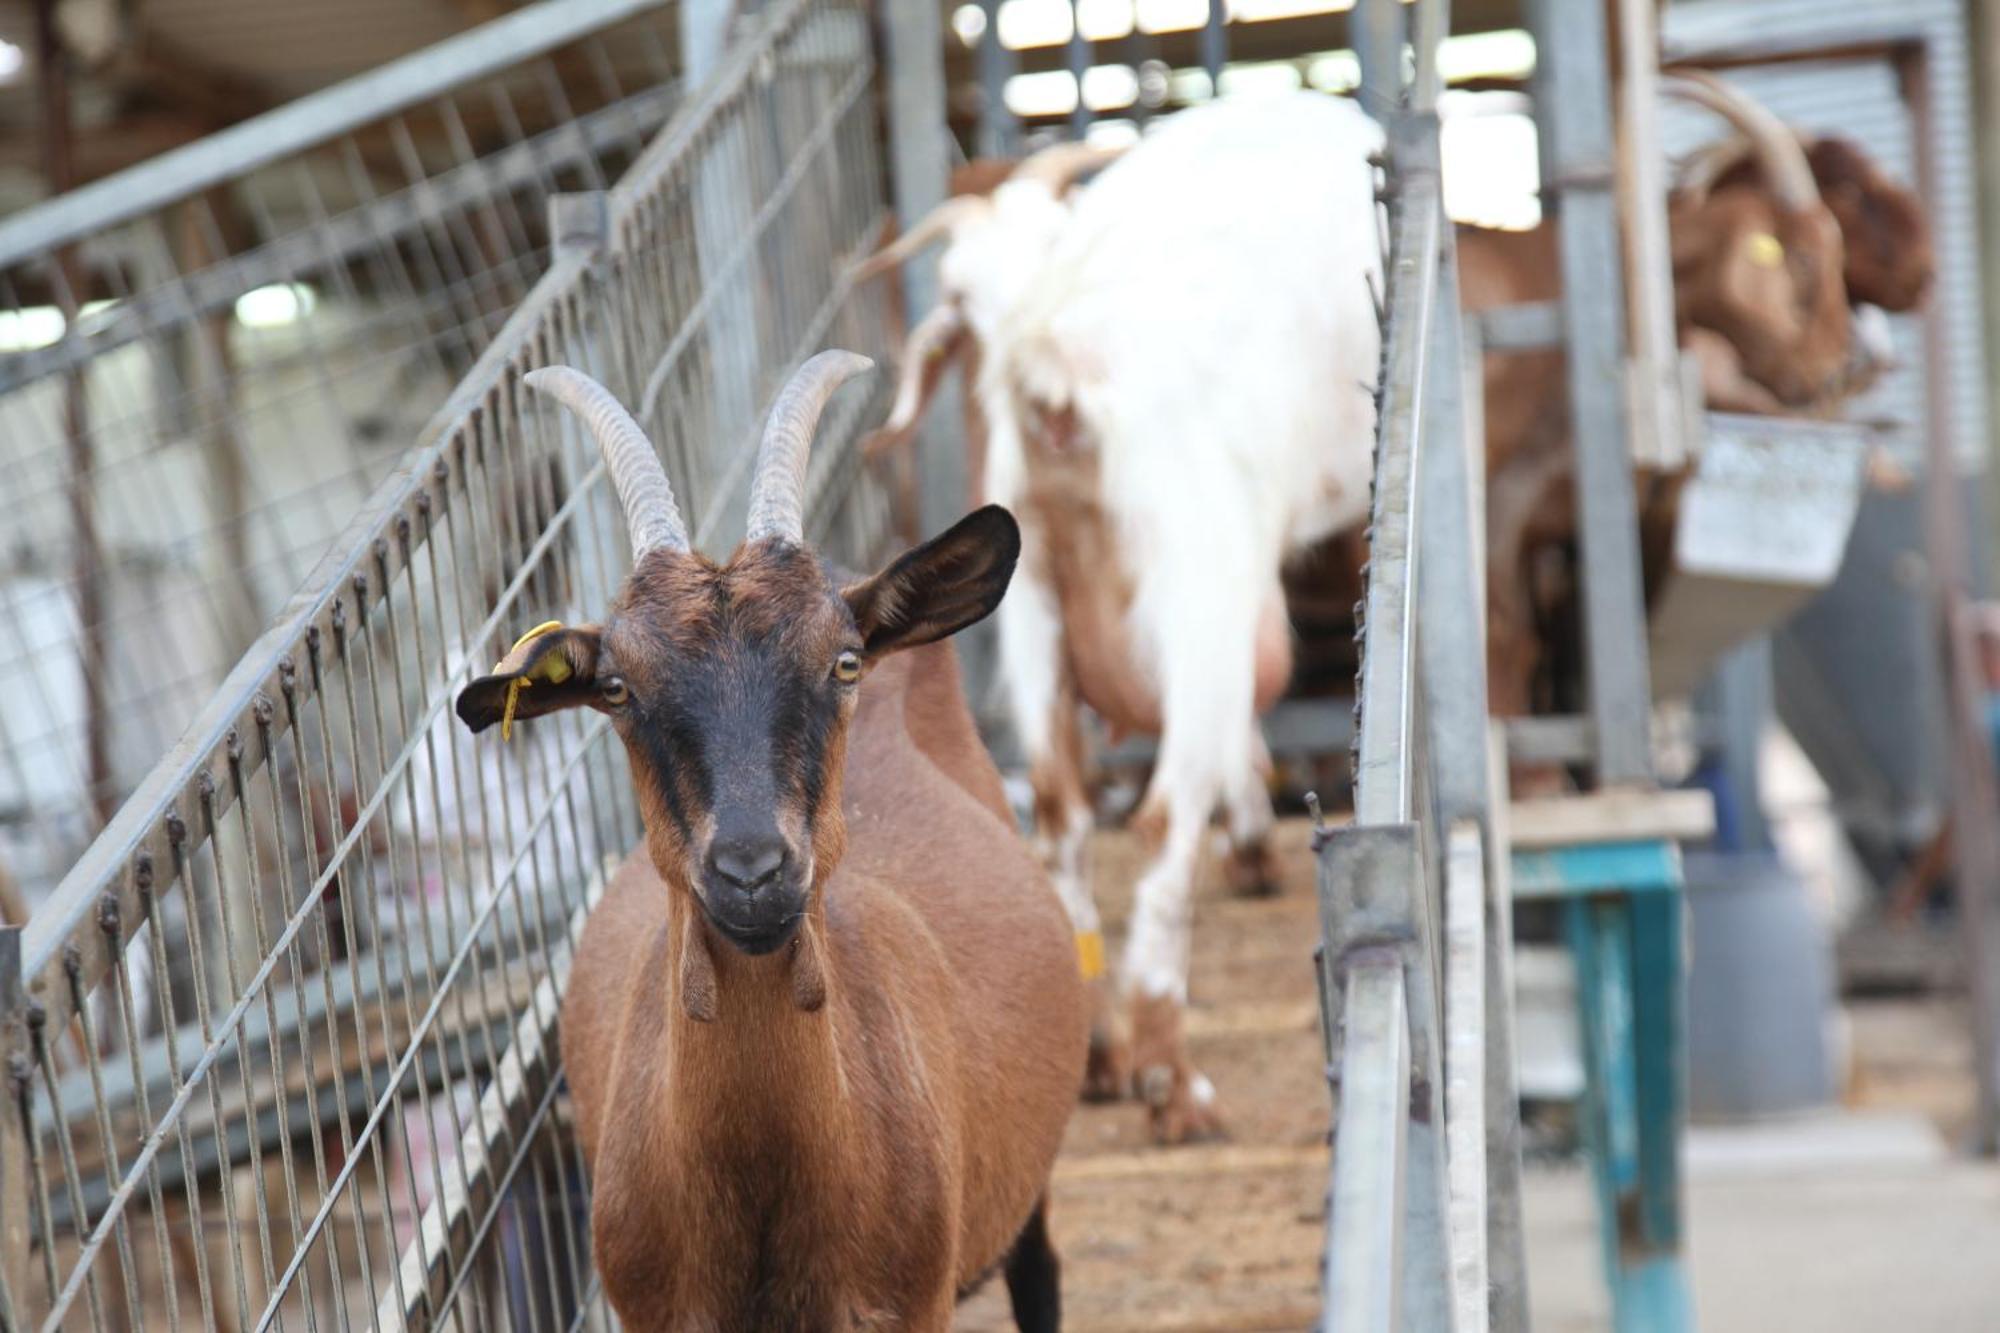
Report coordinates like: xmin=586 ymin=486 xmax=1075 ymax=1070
xmin=0 ymin=0 xmax=675 ymax=267
xmin=1326 ymin=952 xmax=1409 ymax=1333
xmin=1475 ymin=301 xmax=1563 ymax=353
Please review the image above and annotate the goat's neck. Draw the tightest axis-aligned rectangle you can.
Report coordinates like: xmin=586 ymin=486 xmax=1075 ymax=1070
xmin=657 ymin=880 xmax=857 ymax=1161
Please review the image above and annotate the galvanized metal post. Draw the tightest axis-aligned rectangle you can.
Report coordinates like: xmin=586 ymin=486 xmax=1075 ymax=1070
xmin=1199 ymin=0 xmax=1228 ymax=97
xmin=1355 ymin=0 xmax=1407 ymax=120
xmin=976 ymin=0 xmax=1019 ymax=158
xmin=1696 ymin=637 xmax=1773 ymax=854
xmin=880 ymin=0 xmax=992 ymax=698
xmin=1066 ymin=0 xmax=1093 ymax=137
xmin=1527 ymin=0 xmax=1654 ymax=787
xmin=684 ymin=0 xmax=764 ymax=550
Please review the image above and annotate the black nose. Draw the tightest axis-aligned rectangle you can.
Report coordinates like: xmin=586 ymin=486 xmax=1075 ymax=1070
xmin=708 ymin=837 xmax=788 ymax=893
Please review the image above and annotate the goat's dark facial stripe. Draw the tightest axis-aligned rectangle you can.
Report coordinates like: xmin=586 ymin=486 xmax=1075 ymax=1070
xmin=605 ymin=547 xmax=855 ymax=853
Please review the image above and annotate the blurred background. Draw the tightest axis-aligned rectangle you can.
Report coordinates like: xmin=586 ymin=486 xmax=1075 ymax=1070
xmin=2 ymin=0 xmax=2000 ymax=1329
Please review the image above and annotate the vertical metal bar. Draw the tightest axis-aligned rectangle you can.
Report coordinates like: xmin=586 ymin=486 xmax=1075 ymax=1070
xmin=1067 ymin=0 xmax=1093 ymax=137
xmin=976 ymin=0 xmax=1020 ymax=158
xmin=1907 ymin=35 xmax=2000 ymax=1153
xmin=1481 ymin=724 xmax=1529 ymax=1333
xmin=879 ymin=0 xmax=989 ymax=697
xmin=683 ymin=0 xmax=763 ymax=553
xmin=1418 ymin=225 xmax=1487 ymax=826
xmin=1695 ymin=637 xmax=1773 ymax=853
xmin=1613 ymin=0 xmax=1686 ymax=474
xmin=1355 ymin=0 xmax=1406 ymax=121
xmin=1199 ymin=0 xmax=1227 ymax=96
xmin=1526 ymin=0 xmax=1654 ymax=786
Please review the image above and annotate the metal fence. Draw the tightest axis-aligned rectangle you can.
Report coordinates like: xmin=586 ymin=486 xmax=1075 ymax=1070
xmin=0 ymin=0 xmax=898 ymax=1324
xmin=1313 ymin=0 xmax=1527 ymax=1329
xmin=0 ymin=0 xmax=690 ymax=911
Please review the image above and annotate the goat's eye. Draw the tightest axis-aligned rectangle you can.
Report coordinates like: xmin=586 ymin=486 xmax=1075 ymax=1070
xmin=833 ymin=651 xmax=863 ymax=684
xmin=600 ymin=676 xmax=630 ymax=706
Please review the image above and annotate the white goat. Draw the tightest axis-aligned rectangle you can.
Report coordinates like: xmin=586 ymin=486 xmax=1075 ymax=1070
xmin=875 ymin=92 xmax=1384 ymax=1141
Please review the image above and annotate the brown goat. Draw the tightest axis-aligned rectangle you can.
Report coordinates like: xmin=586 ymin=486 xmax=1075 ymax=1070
xmin=1289 ymin=76 xmax=1930 ymax=761
xmin=1696 ymin=133 xmax=1934 ymax=314
xmin=457 ymin=353 xmax=1086 ymax=1330
xmin=1459 ymin=76 xmax=1927 ymax=749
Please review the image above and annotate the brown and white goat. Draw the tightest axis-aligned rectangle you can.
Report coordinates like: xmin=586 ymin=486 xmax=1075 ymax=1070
xmin=1461 ymin=72 xmax=1927 ymax=734
xmin=456 ymin=353 xmax=1087 ymax=1330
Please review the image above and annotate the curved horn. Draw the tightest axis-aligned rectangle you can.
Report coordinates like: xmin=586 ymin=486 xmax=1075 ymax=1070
xmin=853 ymin=196 xmax=993 ymax=282
xmin=1659 ymin=71 xmax=1818 ymax=211
xmin=1010 ymin=139 xmax=1127 ymax=193
xmin=1672 ymin=134 xmax=1753 ymax=202
xmin=523 ymin=366 xmax=689 ymax=559
xmin=876 ymin=303 xmax=967 ymax=448
xmin=746 ymin=350 xmax=876 ymax=544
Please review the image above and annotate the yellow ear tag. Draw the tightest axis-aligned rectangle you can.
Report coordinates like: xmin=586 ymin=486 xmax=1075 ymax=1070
xmin=1746 ymin=232 xmax=1784 ymax=269
xmin=1076 ymin=929 xmax=1106 ymax=982
xmin=497 ymin=620 xmax=567 ymax=742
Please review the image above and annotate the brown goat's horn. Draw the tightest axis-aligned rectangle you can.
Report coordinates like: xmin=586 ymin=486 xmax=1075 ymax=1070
xmin=1659 ymin=71 xmax=1818 ymax=212
xmin=853 ymin=196 xmax=992 ymax=282
xmin=1672 ymin=135 xmax=1752 ymax=202
xmin=1011 ymin=139 xmax=1126 ymax=192
xmin=746 ymin=350 xmax=875 ymax=544
xmin=523 ymin=366 xmax=690 ymax=559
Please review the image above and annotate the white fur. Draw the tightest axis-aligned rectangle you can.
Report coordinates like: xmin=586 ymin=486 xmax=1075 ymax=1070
xmin=976 ymin=95 xmax=1384 ymax=1014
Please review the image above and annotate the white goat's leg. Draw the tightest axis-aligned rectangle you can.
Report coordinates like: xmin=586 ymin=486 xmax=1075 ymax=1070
xmin=1218 ymin=730 xmax=1281 ymax=897
xmin=1121 ymin=605 xmax=1259 ymax=1143
xmin=997 ymin=558 xmax=1125 ymax=1098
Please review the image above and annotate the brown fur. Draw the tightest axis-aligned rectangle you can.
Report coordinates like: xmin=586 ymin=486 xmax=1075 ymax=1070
xmin=1713 ymin=135 xmax=1934 ymax=314
xmin=493 ymin=526 xmax=1089 ymax=1330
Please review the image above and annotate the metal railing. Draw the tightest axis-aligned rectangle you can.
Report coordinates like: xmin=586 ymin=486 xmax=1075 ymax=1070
xmin=0 ymin=0 xmax=688 ymax=909
xmin=1314 ymin=1 xmax=1527 ymax=1329
xmin=0 ymin=0 xmax=898 ymax=1324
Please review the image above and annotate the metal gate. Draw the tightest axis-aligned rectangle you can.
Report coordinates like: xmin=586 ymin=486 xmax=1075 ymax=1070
xmin=1312 ymin=2 xmax=1528 ymax=1329
xmin=0 ymin=0 xmax=898 ymax=1324
xmin=0 ymin=0 xmax=686 ymax=911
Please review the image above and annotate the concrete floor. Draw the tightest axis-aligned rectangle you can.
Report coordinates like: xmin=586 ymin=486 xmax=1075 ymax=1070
xmin=1524 ymin=1110 xmax=2000 ymax=1331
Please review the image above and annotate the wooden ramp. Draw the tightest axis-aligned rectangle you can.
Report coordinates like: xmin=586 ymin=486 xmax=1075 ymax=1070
xmin=957 ymin=819 xmax=1331 ymax=1332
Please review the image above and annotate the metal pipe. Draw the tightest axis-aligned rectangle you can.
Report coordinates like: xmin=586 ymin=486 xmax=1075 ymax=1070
xmin=1067 ymin=0 xmax=1093 ymax=136
xmin=1527 ymin=0 xmax=1655 ymax=787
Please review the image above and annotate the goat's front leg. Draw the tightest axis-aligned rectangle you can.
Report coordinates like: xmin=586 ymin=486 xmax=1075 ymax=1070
xmin=999 ymin=557 xmax=1126 ymax=1100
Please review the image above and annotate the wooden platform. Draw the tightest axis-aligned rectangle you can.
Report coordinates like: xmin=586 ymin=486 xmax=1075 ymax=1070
xmin=956 ymin=819 xmax=1331 ymax=1332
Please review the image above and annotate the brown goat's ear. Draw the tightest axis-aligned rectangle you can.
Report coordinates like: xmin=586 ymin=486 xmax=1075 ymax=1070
xmin=455 ymin=624 xmax=603 ymax=736
xmin=843 ymin=505 xmax=1019 ymax=659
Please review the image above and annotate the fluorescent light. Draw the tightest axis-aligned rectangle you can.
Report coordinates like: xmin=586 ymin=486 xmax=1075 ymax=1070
xmin=234 ymin=283 xmax=318 ymax=329
xmin=0 ymin=40 xmax=23 ymax=85
xmin=951 ymin=4 xmax=986 ymax=46
xmin=0 ymin=306 xmax=63 ymax=352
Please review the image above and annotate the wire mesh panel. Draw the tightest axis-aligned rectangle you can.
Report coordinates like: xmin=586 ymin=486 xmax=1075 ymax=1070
xmin=0 ymin=0 xmax=690 ymax=909
xmin=0 ymin=0 xmax=896 ymax=1324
